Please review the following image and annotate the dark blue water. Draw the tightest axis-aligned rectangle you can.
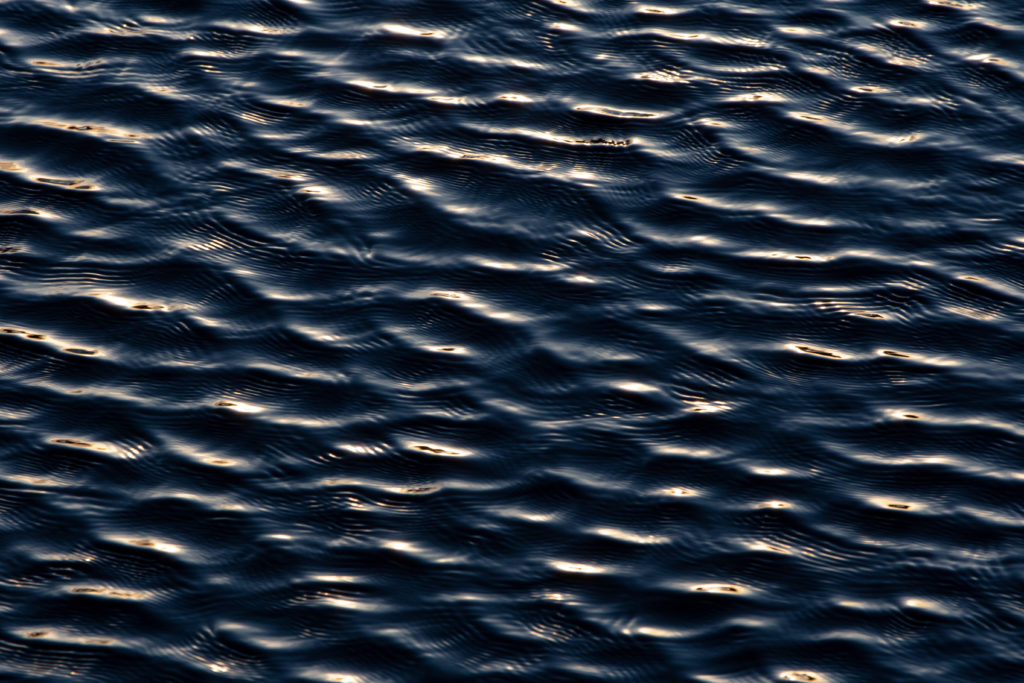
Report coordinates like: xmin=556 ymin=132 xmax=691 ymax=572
xmin=2 ymin=0 xmax=1024 ymax=680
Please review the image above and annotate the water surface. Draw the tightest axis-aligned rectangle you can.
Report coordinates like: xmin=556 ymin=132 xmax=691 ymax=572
xmin=2 ymin=0 xmax=1024 ymax=680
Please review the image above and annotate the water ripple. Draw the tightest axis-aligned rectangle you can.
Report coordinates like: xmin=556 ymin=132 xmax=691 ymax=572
xmin=2 ymin=0 xmax=1024 ymax=680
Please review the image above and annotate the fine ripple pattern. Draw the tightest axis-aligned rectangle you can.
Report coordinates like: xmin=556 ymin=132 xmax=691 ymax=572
xmin=2 ymin=0 xmax=1024 ymax=681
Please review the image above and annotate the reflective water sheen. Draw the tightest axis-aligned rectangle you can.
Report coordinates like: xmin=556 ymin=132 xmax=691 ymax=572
xmin=2 ymin=0 xmax=1024 ymax=680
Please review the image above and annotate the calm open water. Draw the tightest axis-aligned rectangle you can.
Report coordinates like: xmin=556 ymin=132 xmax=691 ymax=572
xmin=2 ymin=0 xmax=1024 ymax=681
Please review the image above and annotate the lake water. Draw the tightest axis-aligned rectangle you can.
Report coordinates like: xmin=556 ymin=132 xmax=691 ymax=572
xmin=1 ymin=0 xmax=1023 ymax=681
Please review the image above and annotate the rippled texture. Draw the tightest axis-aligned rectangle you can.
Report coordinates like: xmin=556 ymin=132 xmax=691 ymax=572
xmin=2 ymin=0 xmax=1024 ymax=680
